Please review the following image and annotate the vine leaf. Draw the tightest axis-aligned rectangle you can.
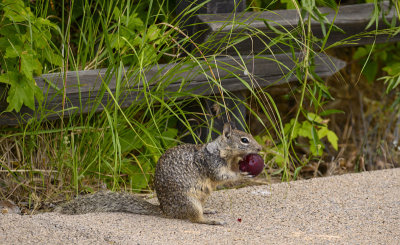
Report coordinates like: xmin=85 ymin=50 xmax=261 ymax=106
xmin=0 ymin=72 xmax=42 ymax=112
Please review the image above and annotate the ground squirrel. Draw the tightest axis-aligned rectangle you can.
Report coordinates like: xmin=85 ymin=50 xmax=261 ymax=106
xmin=56 ymin=123 xmax=262 ymax=225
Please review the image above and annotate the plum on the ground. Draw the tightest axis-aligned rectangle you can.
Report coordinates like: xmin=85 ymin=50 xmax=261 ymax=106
xmin=239 ymin=154 xmax=265 ymax=177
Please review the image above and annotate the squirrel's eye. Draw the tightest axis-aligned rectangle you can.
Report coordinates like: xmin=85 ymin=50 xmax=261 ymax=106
xmin=241 ymin=137 xmax=249 ymax=144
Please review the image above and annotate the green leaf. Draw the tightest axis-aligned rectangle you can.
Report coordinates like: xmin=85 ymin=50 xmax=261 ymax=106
xmin=2 ymin=0 xmax=29 ymax=22
xmin=317 ymin=126 xmax=329 ymax=139
xmin=21 ymin=51 xmax=43 ymax=77
xmin=327 ymin=130 xmax=338 ymax=151
xmin=280 ymin=0 xmax=296 ymax=9
xmin=0 ymin=24 xmax=16 ymax=37
xmin=109 ymin=33 xmax=126 ymax=49
xmin=0 ymin=72 xmax=41 ymax=112
xmin=35 ymin=17 xmax=58 ymax=30
xmin=131 ymin=35 xmax=142 ymax=46
xmin=161 ymin=127 xmax=178 ymax=149
xmin=127 ymin=14 xmax=144 ymax=30
xmin=284 ymin=119 xmax=301 ymax=139
xmin=382 ymin=63 xmax=400 ymax=76
xmin=0 ymin=71 xmax=19 ymax=85
xmin=272 ymin=146 xmax=286 ymax=165
xmin=309 ymin=125 xmax=323 ymax=156
xmin=121 ymin=158 xmax=152 ymax=190
xmin=298 ymin=121 xmax=313 ymax=139
xmin=311 ymin=125 xmax=320 ymax=148
xmin=377 ymin=49 xmax=387 ymax=62
xmin=306 ymin=112 xmax=323 ymax=123
xmin=362 ymin=61 xmax=378 ymax=83
xmin=283 ymin=119 xmax=294 ymax=134
xmin=317 ymin=126 xmax=338 ymax=151
xmin=5 ymin=45 xmax=22 ymax=58
xmin=32 ymin=28 xmax=52 ymax=49
xmin=0 ymin=38 xmax=10 ymax=50
xmin=309 ymin=139 xmax=324 ymax=156
xmin=353 ymin=47 xmax=368 ymax=60
xmin=44 ymin=49 xmax=63 ymax=67
xmin=112 ymin=6 xmax=121 ymax=21
xmin=146 ymin=25 xmax=160 ymax=41
xmin=119 ymin=131 xmax=145 ymax=153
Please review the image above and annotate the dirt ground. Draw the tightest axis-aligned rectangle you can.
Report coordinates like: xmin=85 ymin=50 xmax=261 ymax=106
xmin=1 ymin=168 xmax=399 ymax=245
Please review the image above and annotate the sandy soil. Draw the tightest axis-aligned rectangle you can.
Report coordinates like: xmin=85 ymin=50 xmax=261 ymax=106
xmin=1 ymin=168 xmax=399 ymax=244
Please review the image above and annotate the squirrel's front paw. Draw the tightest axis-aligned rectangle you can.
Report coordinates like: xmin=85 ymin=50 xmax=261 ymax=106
xmin=203 ymin=209 xmax=218 ymax=214
xmin=204 ymin=219 xmax=227 ymax=226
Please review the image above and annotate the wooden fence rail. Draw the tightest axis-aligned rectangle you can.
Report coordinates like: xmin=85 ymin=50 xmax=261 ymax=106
xmin=196 ymin=2 xmax=400 ymax=55
xmin=0 ymin=53 xmax=345 ymax=125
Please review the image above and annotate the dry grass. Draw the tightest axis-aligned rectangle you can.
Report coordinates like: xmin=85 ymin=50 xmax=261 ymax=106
xmin=0 ymin=127 xmax=71 ymax=213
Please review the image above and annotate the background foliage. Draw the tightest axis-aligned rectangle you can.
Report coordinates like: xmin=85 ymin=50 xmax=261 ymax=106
xmin=0 ymin=0 xmax=62 ymax=112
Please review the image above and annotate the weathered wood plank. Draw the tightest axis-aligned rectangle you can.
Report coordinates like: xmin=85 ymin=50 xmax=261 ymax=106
xmin=196 ymin=2 xmax=400 ymax=55
xmin=0 ymin=53 xmax=345 ymax=125
xmin=177 ymin=0 xmax=246 ymax=15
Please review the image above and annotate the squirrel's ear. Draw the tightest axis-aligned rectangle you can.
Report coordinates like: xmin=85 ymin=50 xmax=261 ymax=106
xmin=222 ymin=123 xmax=232 ymax=138
xmin=206 ymin=141 xmax=218 ymax=154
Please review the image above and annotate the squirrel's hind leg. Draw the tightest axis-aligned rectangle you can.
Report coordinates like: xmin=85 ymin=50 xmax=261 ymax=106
xmin=183 ymin=197 xmax=225 ymax=225
xmin=162 ymin=196 xmax=225 ymax=225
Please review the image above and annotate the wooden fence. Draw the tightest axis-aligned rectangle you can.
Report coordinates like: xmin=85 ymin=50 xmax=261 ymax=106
xmin=0 ymin=1 xmax=398 ymax=127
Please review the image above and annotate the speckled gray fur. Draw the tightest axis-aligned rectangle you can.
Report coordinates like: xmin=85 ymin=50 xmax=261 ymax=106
xmin=57 ymin=124 xmax=262 ymax=225
xmin=56 ymin=191 xmax=162 ymax=215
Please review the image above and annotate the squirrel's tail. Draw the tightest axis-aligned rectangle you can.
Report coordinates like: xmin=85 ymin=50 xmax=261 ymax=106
xmin=55 ymin=191 xmax=162 ymax=216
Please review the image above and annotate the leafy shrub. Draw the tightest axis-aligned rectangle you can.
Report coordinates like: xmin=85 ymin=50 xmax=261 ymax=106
xmin=0 ymin=0 xmax=62 ymax=112
xmin=283 ymin=113 xmax=338 ymax=156
xmin=256 ymin=112 xmax=338 ymax=179
xmin=107 ymin=5 xmax=168 ymax=66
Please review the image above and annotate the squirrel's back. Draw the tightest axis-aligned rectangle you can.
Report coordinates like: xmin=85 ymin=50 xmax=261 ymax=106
xmin=155 ymin=144 xmax=203 ymax=190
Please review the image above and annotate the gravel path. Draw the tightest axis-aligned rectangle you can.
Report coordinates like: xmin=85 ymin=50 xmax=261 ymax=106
xmin=1 ymin=168 xmax=399 ymax=244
